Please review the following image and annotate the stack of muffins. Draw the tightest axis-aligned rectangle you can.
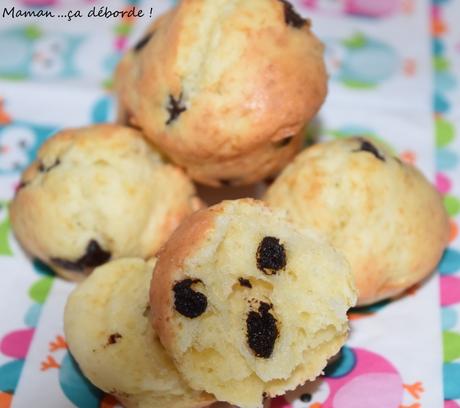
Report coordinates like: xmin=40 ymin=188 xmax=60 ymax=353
xmin=9 ymin=1 xmax=449 ymax=407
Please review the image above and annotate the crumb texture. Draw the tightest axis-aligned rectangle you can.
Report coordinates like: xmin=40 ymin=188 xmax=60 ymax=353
xmin=64 ymin=258 xmax=214 ymax=408
xmin=151 ymin=199 xmax=356 ymax=407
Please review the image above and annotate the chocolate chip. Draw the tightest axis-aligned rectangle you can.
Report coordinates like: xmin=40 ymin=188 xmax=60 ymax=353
xmin=246 ymin=302 xmax=278 ymax=358
xmin=274 ymin=136 xmax=294 ymax=148
xmin=173 ymin=279 xmax=207 ymax=318
xmin=300 ymin=393 xmax=312 ymax=402
xmin=256 ymin=237 xmax=286 ymax=275
xmin=278 ymin=0 xmax=307 ymax=28
xmin=107 ymin=333 xmax=122 ymax=346
xmin=238 ymin=278 xmax=252 ymax=288
xmin=38 ymin=158 xmax=60 ymax=173
xmin=83 ymin=240 xmax=111 ymax=267
xmin=134 ymin=32 xmax=154 ymax=53
xmin=50 ymin=240 xmax=111 ymax=272
xmin=166 ymin=94 xmax=187 ymax=125
xmin=50 ymin=257 xmax=82 ymax=271
xmin=353 ymin=139 xmax=385 ymax=162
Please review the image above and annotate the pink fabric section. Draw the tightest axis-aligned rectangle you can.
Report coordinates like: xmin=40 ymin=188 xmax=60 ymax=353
xmin=436 ymin=173 xmax=452 ymax=194
xmin=333 ymin=373 xmax=403 ymax=408
xmin=346 ymin=0 xmax=400 ymax=17
xmin=440 ymin=276 xmax=460 ymax=307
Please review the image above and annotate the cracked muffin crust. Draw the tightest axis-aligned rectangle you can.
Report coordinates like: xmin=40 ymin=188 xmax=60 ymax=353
xmin=116 ymin=0 xmax=327 ymax=186
xmin=10 ymin=124 xmax=202 ymax=281
xmin=264 ymin=137 xmax=450 ymax=306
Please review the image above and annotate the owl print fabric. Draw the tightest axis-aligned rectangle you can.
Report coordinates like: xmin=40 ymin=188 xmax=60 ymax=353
xmin=0 ymin=0 xmax=130 ymax=86
xmin=1 ymin=0 xmax=460 ymax=407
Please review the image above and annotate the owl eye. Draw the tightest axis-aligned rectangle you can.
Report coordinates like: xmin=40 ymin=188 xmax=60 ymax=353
xmin=18 ymin=139 xmax=28 ymax=148
xmin=13 ymin=161 xmax=22 ymax=170
xmin=44 ymin=58 xmax=55 ymax=69
xmin=300 ymin=393 xmax=312 ymax=402
xmin=51 ymin=41 xmax=63 ymax=53
xmin=31 ymin=52 xmax=64 ymax=77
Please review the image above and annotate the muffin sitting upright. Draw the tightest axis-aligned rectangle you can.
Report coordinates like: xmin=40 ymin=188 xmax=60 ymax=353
xmin=10 ymin=124 xmax=201 ymax=281
xmin=115 ymin=0 xmax=327 ymax=186
xmin=150 ymin=199 xmax=356 ymax=408
xmin=264 ymin=137 xmax=450 ymax=306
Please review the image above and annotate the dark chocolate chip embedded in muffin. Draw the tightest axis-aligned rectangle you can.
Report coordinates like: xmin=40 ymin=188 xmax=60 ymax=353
xmin=354 ymin=139 xmax=385 ymax=162
xmin=38 ymin=158 xmax=61 ymax=173
xmin=278 ymin=0 xmax=307 ymax=28
xmin=173 ymin=279 xmax=208 ymax=318
xmin=166 ymin=94 xmax=187 ymax=125
xmin=238 ymin=278 xmax=252 ymax=288
xmin=133 ymin=32 xmax=154 ymax=52
xmin=106 ymin=333 xmax=122 ymax=346
xmin=51 ymin=240 xmax=111 ymax=272
xmin=83 ymin=240 xmax=112 ymax=268
xmin=246 ymin=302 xmax=278 ymax=358
xmin=256 ymin=236 xmax=287 ymax=275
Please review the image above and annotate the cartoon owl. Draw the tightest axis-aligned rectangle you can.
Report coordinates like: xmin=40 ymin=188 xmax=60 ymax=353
xmin=271 ymin=346 xmax=424 ymax=408
xmin=0 ymin=122 xmax=56 ymax=174
xmin=324 ymin=33 xmax=400 ymax=88
xmin=302 ymin=0 xmax=401 ymax=18
xmin=0 ymin=26 xmax=83 ymax=80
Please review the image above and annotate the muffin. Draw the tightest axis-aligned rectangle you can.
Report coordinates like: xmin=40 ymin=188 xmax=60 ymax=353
xmin=64 ymin=257 xmax=214 ymax=408
xmin=116 ymin=0 xmax=327 ymax=186
xmin=264 ymin=137 xmax=450 ymax=305
xmin=150 ymin=199 xmax=356 ymax=407
xmin=10 ymin=124 xmax=202 ymax=281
